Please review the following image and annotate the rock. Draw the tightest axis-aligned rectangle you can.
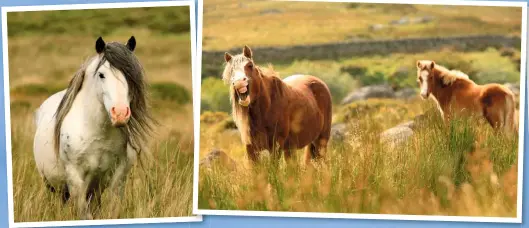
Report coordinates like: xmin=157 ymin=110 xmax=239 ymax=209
xmin=260 ymin=9 xmax=282 ymax=15
xmin=504 ymin=83 xmax=519 ymax=96
xmin=499 ymin=47 xmax=516 ymax=57
xmin=330 ymin=123 xmax=347 ymax=142
xmin=390 ymin=17 xmax=409 ymax=25
xmin=397 ymin=120 xmax=416 ymax=130
xmin=200 ymin=149 xmax=237 ymax=171
xmin=416 ymin=16 xmax=434 ymax=24
xmin=341 ymin=84 xmax=395 ymax=105
xmin=369 ymin=24 xmax=385 ymax=31
xmin=395 ymin=88 xmax=417 ymax=100
xmin=380 ymin=126 xmax=414 ymax=150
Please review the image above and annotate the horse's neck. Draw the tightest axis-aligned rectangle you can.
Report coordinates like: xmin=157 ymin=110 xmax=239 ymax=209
xmin=71 ymin=83 xmax=108 ymax=128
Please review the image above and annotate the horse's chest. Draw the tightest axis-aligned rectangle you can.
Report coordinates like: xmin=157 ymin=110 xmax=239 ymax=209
xmin=60 ymin=128 xmax=126 ymax=172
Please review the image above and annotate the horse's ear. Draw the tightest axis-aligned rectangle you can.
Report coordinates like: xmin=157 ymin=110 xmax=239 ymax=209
xmin=224 ymin=52 xmax=232 ymax=62
xmin=126 ymin=36 xmax=136 ymax=52
xmin=430 ymin=61 xmax=435 ymax=69
xmin=95 ymin=37 xmax=105 ymax=54
xmin=243 ymin=45 xmax=252 ymax=59
xmin=416 ymin=60 xmax=422 ymax=68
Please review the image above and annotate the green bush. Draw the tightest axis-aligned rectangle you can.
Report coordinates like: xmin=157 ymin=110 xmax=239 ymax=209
xmin=201 ymin=77 xmax=231 ymax=113
xmin=150 ymin=82 xmax=190 ymax=105
xmin=11 ymin=83 xmax=63 ymax=97
xmin=7 ymin=6 xmax=190 ymax=37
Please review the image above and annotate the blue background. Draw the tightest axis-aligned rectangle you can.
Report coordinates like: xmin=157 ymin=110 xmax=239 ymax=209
xmin=0 ymin=0 xmax=528 ymax=227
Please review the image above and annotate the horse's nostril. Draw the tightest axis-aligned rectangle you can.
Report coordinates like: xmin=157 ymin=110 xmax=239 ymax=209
xmin=111 ymin=107 xmax=116 ymax=114
xmin=242 ymin=77 xmax=247 ymax=81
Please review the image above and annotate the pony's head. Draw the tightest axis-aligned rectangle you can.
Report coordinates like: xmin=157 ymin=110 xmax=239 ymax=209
xmin=222 ymin=45 xmax=260 ymax=107
xmin=416 ymin=60 xmax=436 ymax=99
xmin=416 ymin=60 xmax=470 ymax=99
xmin=87 ymin=36 xmax=136 ymax=127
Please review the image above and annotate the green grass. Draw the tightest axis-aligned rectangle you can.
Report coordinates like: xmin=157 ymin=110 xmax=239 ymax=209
xmin=7 ymin=7 xmax=190 ymax=37
xmin=203 ymin=1 xmax=522 ymax=51
xmin=8 ymin=7 xmax=194 ymax=221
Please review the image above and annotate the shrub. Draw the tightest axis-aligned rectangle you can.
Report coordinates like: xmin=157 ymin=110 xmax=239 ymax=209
xmin=150 ymin=82 xmax=191 ymax=105
xmin=201 ymin=77 xmax=231 ymax=113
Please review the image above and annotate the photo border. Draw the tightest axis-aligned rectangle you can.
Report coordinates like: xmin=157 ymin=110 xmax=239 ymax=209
xmin=192 ymin=0 xmax=528 ymax=224
xmin=2 ymin=1 xmax=202 ymax=227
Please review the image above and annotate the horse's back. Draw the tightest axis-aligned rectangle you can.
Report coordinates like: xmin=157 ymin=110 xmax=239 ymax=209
xmin=283 ymin=74 xmax=332 ymax=138
xmin=283 ymin=74 xmax=331 ymax=99
xmin=33 ymin=90 xmax=67 ymax=187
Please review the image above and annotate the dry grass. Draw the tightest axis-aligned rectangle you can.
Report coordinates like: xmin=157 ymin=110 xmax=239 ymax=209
xmin=202 ymin=0 xmax=522 ymax=51
xmin=8 ymin=9 xmax=194 ymax=221
xmin=198 ymin=98 xmax=519 ymax=217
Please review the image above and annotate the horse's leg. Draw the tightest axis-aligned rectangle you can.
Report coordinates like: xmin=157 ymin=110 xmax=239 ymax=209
xmin=86 ymin=178 xmax=103 ymax=218
xmin=61 ymin=184 xmax=70 ymax=204
xmin=315 ymin=138 xmax=329 ymax=160
xmin=65 ymin=164 xmax=92 ymax=220
xmin=303 ymin=144 xmax=315 ymax=165
xmin=246 ymin=144 xmax=259 ymax=164
xmin=109 ymin=158 xmax=132 ymax=201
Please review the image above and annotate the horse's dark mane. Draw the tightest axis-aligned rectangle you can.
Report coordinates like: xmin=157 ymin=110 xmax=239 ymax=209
xmin=54 ymin=41 xmax=155 ymax=156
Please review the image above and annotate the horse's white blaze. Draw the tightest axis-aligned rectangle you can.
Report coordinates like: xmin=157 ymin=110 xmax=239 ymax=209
xmin=420 ymin=70 xmax=429 ymax=98
xmin=92 ymin=61 xmax=131 ymax=126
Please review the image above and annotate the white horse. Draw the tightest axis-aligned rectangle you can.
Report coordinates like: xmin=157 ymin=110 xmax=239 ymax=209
xmin=33 ymin=36 xmax=154 ymax=220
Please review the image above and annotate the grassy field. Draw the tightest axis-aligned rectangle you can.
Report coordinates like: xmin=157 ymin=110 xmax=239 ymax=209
xmin=8 ymin=7 xmax=194 ymax=221
xmin=202 ymin=1 xmax=522 ymax=51
xmin=199 ymin=0 xmax=522 ymax=217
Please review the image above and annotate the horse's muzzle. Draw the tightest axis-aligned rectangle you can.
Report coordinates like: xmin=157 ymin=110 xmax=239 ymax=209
xmin=111 ymin=106 xmax=131 ymax=127
xmin=233 ymin=79 xmax=250 ymax=106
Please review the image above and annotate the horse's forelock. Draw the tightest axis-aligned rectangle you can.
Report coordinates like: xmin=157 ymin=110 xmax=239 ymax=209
xmin=222 ymin=54 xmax=250 ymax=83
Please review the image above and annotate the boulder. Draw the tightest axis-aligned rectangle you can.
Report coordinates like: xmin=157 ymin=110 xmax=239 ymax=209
xmin=200 ymin=148 xmax=237 ymax=171
xmin=330 ymin=123 xmax=347 ymax=143
xmin=341 ymin=84 xmax=395 ymax=105
xmin=395 ymin=88 xmax=417 ymax=100
xmin=380 ymin=126 xmax=414 ymax=150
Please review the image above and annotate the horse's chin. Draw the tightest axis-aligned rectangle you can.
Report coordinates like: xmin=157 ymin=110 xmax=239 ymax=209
xmin=238 ymin=94 xmax=250 ymax=107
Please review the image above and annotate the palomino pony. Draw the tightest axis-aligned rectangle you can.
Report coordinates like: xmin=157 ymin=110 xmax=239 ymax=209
xmin=416 ymin=60 xmax=517 ymax=134
xmin=222 ymin=46 xmax=332 ymax=164
xmin=33 ymin=36 xmax=154 ymax=219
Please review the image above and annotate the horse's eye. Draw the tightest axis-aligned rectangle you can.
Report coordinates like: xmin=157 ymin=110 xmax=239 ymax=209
xmin=247 ymin=62 xmax=253 ymax=69
xmin=99 ymin=73 xmax=105 ymax=79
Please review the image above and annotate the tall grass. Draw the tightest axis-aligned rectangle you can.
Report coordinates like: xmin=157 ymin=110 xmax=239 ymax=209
xmin=198 ymin=99 xmax=518 ymax=216
xmin=11 ymin=107 xmax=193 ymax=221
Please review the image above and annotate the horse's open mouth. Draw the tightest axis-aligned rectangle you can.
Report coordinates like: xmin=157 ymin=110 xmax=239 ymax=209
xmin=235 ymin=86 xmax=250 ymax=106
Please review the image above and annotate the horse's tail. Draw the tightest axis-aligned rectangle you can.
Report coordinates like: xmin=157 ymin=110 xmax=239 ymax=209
xmin=503 ymin=90 xmax=517 ymax=134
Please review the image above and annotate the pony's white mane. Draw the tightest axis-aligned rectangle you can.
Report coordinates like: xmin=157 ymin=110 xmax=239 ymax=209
xmin=435 ymin=64 xmax=470 ymax=85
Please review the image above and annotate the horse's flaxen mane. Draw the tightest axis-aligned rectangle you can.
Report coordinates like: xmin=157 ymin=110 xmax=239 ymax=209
xmin=53 ymin=42 xmax=155 ymax=157
xmin=433 ymin=64 xmax=471 ymax=86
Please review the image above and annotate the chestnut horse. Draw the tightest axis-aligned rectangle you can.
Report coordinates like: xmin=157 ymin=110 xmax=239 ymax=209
xmin=222 ymin=46 xmax=332 ymax=164
xmin=416 ymin=60 xmax=517 ymax=134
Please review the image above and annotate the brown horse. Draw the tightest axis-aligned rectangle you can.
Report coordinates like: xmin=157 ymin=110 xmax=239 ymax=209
xmin=416 ymin=60 xmax=518 ymax=134
xmin=222 ymin=46 xmax=333 ymax=164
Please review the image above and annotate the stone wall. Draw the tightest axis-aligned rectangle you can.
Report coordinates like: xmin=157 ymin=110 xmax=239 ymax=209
xmin=201 ymin=35 xmax=521 ymax=78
